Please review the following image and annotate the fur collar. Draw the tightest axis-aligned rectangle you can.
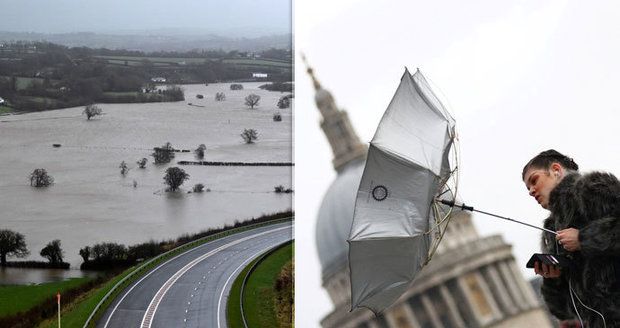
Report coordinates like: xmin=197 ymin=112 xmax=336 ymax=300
xmin=547 ymin=172 xmax=582 ymax=229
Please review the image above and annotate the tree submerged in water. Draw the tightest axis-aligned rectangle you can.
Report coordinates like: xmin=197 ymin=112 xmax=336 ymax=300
xmin=137 ymin=158 xmax=148 ymax=169
xmin=0 ymin=229 xmax=29 ymax=266
xmin=82 ymin=104 xmax=103 ymax=120
xmin=163 ymin=167 xmax=189 ymax=192
xmin=244 ymin=94 xmax=261 ymax=109
xmin=29 ymin=168 xmax=54 ymax=187
xmin=195 ymin=144 xmax=206 ymax=159
xmin=119 ymin=161 xmax=129 ymax=175
xmin=152 ymin=142 xmax=175 ymax=164
xmin=277 ymin=95 xmax=291 ymax=109
xmin=40 ymin=239 xmax=64 ymax=264
xmin=193 ymin=183 xmax=205 ymax=192
xmin=240 ymin=128 xmax=258 ymax=144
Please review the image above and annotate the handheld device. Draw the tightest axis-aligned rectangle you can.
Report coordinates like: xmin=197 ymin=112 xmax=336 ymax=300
xmin=526 ymin=253 xmax=570 ymax=268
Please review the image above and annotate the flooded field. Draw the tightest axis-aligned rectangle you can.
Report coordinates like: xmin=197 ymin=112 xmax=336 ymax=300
xmin=0 ymin=82 xmax=293 ymax=282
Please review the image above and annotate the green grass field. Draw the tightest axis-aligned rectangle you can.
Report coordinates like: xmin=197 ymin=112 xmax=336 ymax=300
xmin=227 ymin=258 xmax=256 ymax=328
xmin=223 ymin=58 xmax=291 ymax=68
xmin=37 ymin=267 xmax=136 ymax=328
xmin=0 ymin=105 xmax=13 ymax=114
xmin=242 ymin=242 xmax=293 ymax=328
xmin=102 ymin=91 xmax=140 ymax=96
xmin=0 ymin=76 xmax=59 ymax=90
xmin=95 ymin=55 xmax=210 ymax=65
xmin=94 ymin=55 xmax=291 ymax=69
xmin=0 ymin=277 xmax=92 ymax=318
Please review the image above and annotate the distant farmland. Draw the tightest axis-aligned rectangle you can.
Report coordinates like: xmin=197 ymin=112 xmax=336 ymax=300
xmin=94 ymin=55 xmax=291 ymax=69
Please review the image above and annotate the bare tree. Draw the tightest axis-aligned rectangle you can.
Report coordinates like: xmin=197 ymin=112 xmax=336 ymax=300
xmin=244 ymin=94 xmax=261 ymax=109
xmin=240 ymin=128 xmax=258 ymax=144
xmin=30 ymin=168 xmax=54 ymax=187
xmin=40 ymin=239 xmax=64 ymax=264
xmin=215 ymin=92 xmax=226 ymax=101
xmin=82 ymin=104 xmax=103 ymax=120
xmin=273 ymin=112 xmax=282 ymax=122
xmin=163 ymin=167 xmax=189 ymax=191
xmin=0 ymin=229 xmax=29 ymax=266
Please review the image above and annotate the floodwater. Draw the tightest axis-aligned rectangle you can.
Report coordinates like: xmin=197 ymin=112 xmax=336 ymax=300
xmin=0 ymin=82 xmax=293 ymax=283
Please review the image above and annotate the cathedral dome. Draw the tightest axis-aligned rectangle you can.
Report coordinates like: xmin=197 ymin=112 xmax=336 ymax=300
xmin=315 ymin=160 xmax=365 ymax=277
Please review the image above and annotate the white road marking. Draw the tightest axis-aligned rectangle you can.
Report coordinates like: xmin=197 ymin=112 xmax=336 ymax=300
xmin=140 ymin=226 xmax=289 ymax=328
xmin=216 ymin=248 xmax=267 ymax=328
xmin=102 ymin=226 xmax=267 ymax=328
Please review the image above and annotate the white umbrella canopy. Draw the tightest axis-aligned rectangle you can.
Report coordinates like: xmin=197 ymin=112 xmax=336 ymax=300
xmin=348 ymin=68 xmax=457 ymax=314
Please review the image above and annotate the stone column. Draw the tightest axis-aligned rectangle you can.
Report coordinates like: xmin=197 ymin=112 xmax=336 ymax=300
xmin=457 ymin=273 xmax=496 ymax=326
xmin=439 ymin=285 xmax=466 ymax=328
xmin=484 ymin=265 xmax=518 ymax=315
xmin=472 ymin=271 xmax=502 ymax=320
xmin=421 ymin=294 xmax=445 ymax=328
xmin=498 ymin=261 xmax=527 ymax=310
xmin=366 ymin=321 xmax=380 ymax=328
xmin=385 ymin=302 xmax=421 ymax=328
xmin=508 ymin=260 xmax=541 ymax=307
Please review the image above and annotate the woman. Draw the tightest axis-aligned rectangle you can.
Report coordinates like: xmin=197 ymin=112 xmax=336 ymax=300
xmin=523 ymin=149 xmax=620 ymax=327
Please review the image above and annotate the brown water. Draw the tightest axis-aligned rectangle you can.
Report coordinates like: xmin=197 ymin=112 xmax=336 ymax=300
xmin=0 ymin=82 xmax=293 ymax=283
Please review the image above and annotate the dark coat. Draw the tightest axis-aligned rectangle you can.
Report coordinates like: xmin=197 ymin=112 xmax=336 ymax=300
xmin=541 ymin=172 xmax=620 ymax=327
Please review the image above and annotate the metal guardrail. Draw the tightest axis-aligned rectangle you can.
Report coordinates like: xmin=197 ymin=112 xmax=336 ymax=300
xmin=82 ymin=217 xmax=292 ymax=328
xmin=239 ymin=240 xmax=293 ymax=328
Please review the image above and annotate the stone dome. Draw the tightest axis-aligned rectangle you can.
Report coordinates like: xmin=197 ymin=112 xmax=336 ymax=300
xmin=316 ymin=158 xmax=467 ymax=278
xmin=315 ymin=159 xmax=365 ymax=278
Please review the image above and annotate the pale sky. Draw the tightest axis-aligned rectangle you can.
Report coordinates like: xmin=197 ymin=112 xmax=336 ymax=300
xmin=0 ymin=0 xmax=291 ymax=36
xmin=295 ymin=1 xmax=620 ymax=327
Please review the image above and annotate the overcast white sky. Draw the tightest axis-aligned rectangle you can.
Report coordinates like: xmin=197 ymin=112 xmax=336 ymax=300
xmin=0 ymin=0 xmax=291 ymax=36
xmin=295 ymin=1 xmax=620 ymax=327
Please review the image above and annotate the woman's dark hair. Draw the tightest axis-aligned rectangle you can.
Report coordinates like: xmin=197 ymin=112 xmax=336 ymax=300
xmin=522 ymin=149 xmax=579 ymax=180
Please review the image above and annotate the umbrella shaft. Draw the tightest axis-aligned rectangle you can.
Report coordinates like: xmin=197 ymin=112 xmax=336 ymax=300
xmin=438 ymin=199 xmax=557 ymax=235
xmin=472 ymin=208 xmax=557 ymax=235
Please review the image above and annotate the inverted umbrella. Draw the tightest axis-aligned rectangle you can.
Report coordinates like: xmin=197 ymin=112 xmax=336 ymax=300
xmin=348 ymin=68 xmax=459 ymax=314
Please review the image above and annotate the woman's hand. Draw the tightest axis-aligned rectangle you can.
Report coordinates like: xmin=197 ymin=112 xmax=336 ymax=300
xmin=534 ymin=261 xmax=561 ymax=278
xmin=556 ymin=228 xmax=581 ymax=252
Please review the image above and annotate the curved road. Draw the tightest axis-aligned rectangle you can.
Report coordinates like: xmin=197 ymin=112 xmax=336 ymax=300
xmin=97 ymin=221 xmax=293 ymax=328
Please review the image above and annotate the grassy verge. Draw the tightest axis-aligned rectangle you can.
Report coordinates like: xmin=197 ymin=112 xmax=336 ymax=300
xmin=0 ymin=105 xmax=13 ymax=114
xmin=227 ymin=258 xmax=257 ymax=328
xmin=37 ymin=267 xmax=136 ymax=328
xmin=0 ymin=278 xmax=92 ymax=318
xmin=239 ymin=242 xmax=293 ymax=328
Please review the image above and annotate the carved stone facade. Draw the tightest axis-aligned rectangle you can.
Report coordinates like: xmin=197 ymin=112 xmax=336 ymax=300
xmin=307 ymin=62 xmax=552 ymax=328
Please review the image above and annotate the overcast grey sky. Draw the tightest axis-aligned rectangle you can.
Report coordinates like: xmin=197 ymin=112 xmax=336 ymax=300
xmin=296 ymin=0 xmax=620 ymax=327
xmin=0 ymin=0 xmax=291 ymax=36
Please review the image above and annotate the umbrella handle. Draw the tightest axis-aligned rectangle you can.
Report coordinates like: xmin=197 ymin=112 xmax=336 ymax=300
xmin=438 ymin=199 xmax=473 ymax=211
